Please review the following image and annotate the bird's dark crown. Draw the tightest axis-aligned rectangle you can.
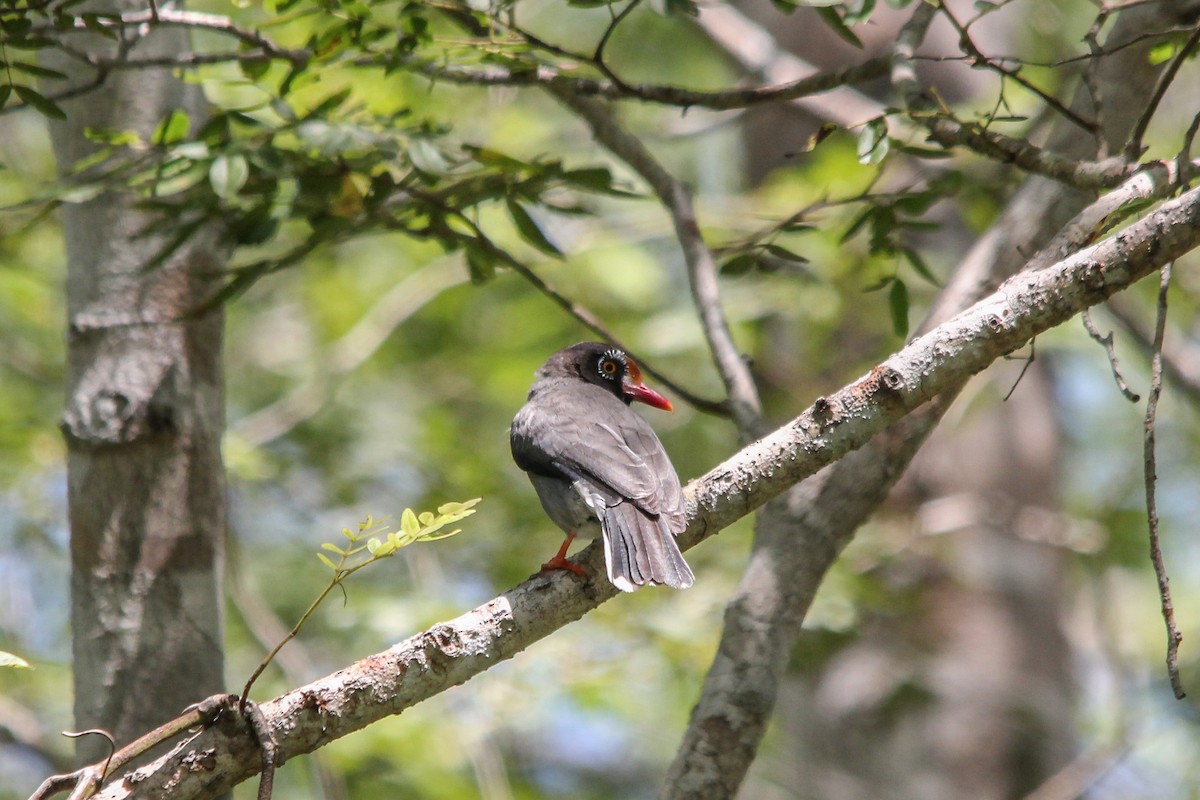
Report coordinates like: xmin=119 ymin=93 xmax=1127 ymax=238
xmin=536 ymin=341 xmax=633 ymax=404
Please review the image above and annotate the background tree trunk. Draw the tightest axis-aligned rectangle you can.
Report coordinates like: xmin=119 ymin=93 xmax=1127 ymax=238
xmin=44 ymin=1 xmax=230 ymax=764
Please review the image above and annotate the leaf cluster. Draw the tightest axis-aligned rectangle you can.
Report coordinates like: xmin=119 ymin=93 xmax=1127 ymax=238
xmin=318 ymin=499 xmax=480 ymax=574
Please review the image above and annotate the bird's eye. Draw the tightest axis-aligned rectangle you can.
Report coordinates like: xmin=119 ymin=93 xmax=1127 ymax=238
xmin=597 ymin=349 xmax=626 ymax=380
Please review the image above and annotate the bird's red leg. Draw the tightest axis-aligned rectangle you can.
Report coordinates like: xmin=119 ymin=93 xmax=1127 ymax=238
xmin=541 ymin=531 xmax=588 ymax=578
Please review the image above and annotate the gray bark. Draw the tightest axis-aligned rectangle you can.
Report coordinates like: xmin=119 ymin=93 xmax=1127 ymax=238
xmin=43 ymin=0 xmax=230 ymax=764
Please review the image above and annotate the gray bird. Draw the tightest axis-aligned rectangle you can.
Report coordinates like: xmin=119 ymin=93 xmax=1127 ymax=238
xmin=510 ymin=342 xmax=694 ymax=591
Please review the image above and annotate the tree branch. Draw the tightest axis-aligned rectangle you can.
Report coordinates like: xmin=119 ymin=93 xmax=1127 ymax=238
xmin=548 ymin=87 xmax=763 ymax=434
xmin=70 ymin=179 xmax=1200 ymax=800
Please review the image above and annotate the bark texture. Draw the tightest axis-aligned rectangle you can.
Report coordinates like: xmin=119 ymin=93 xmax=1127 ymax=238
xmin=44 ymin=0 xmax=230 ymax=764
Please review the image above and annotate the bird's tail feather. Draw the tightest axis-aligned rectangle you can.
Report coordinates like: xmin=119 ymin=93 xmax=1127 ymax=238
xmin=601 ymin=503 xmax=694 ymax=591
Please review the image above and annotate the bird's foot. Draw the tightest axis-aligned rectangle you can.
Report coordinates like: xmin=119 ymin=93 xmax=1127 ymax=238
xmin=541 ymin=533 xmax=587 ymax=579
xmin=540 ymin=553 xmax=588 ymax=579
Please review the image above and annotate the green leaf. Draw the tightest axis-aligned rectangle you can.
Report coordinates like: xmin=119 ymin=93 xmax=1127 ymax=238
xmin=764 ymin=244 xmax=810 ymax=263
xmin=418 ymin=511 xmax=435 ymax=526
xmin=902 ymin=247 xmax=940 ymax=287
xmin=843 ymin=0 xmax=876 ymax=26
xmin=841 ymin=207 xmax=875 ymax=243
xmin=230 ymin=202 xmax=279 ymax=245
xmin=506 ymin=197 xmax=563 ymax=258
xmin=84 ymin=127 xmax=142 ymax=146
xmin=408 ymin=138 xmax=450 ymax=175
xmin=10 ymin=62 xmax=68 ymax=80
xmin=817 ymin=6 xmax=863 ymax=48
xmin=366 ymin=537 xmax=382 ymax=555
xmin=0 ymin=651 xmax=31 ymax=669
xmin=154 ymin=109 xmax=190 ymax=145
xmin=82 ymin=13 xmax=120 ymax=39
xmin=400 ymin=507 xmax=420 ymax=539
xmin=0 ymin=17 xmax=33 ymax=35
xmin=14 ymin=85 xmax=65 ymax=119
xmin=305 ymin=88 xmax=352 ymax=120
xmin=720 ymin=252 xmax=760 ymax=276
xmin=894 ymin=191 xmax=936 ymax=215
xmin=465 ymin=242 xmax=497 ymax=284
xmin=240 ymin=55 xmax=271 ymax=81
xmin=316 ymin=552 xmax=337 ymax=570
xmin=210 ymin=153 xmax=250 ymax=200
xmin=888 ymin=278 xmax=909 ymax=338
xmin=437 ymin=498 xmax=481 ymax=516
xmin=418 ymin=528 xmax=461 ymax=542
xmin=857 ymin=117 xmax=889 ymax=165
xmin=563 ymin=167 xmax=640 ymax=197
xmin=1148 ymin=41 xmax=1178 ymax=66
xmin=661 ymin=0 xmax=700 ymax=16
xmin=464 ymin=145 xmax=529 ymax=171
xmin=4 ymin=37 xmax=58 ymax=51
xmin=321 ymin=542 xmax=345 ymax=555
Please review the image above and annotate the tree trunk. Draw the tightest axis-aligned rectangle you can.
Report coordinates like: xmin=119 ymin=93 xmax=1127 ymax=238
xmin=44 ymin=1 xmax=230 ymax=764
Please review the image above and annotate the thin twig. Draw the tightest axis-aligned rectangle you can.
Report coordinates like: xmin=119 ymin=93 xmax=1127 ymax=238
xmin=408 ymin=196 xmax=730 ymax=416
xmin=1125 ymin=22 xmax=1200 ymax=159
xmin=1081 ymin=309 xmax=1140 ymax=401
xmin=1001 ymin=339 xmax=1036 ymax=401
xmin=549 ymin=87 xmax=762 ymax=434
xmin=938 ymin=1 xmax=1099 ymax=136
xmin=1144 ymin=261 xmax=1185 ymax=699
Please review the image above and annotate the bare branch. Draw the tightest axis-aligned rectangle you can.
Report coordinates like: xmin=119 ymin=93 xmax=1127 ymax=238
xmin=1081 ymin=309 xmax=1140 ymax=402
xmin=1143 ymin=262 xmax=1185 ymax=699
xmin=1106 ymin=294 xmax=1200 ymax=406
xmin=549 ymin=87 xmax=763 ymax=434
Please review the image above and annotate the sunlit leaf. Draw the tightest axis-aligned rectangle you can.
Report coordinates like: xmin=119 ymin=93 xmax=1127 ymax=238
xmin=0 ymin=651 xmax=31 ymax=669
xmin=857 ymin=117 xmax=889 ymax=165
xmin=154 ymin=109 xmax=191 ymax=145
xmin=1148 ymin=41 xmax=1178 ymax=66
xmin=401 ymin=508 xmax=420 ymax=539
xmin=210 ymin=154 xmax=250 ymax=200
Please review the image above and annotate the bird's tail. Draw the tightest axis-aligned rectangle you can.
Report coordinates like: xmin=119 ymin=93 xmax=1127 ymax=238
xmin=601 ymin=503 xmax=694 ymax=592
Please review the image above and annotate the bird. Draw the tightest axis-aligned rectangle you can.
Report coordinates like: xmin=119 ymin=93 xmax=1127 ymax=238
xmin=510 ymin=342 xmax=694 ymax=591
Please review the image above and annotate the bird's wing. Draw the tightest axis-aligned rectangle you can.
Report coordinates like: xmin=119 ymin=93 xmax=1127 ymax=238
xmin=511 ymin=381 xmax=684 ymax=529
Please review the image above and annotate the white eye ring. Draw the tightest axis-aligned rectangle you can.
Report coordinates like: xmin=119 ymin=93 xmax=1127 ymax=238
xmin=598 ymin=349 xmax=626 ymax=379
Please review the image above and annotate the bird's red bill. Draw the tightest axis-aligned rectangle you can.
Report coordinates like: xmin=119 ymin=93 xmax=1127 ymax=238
xmin=622 ymin=359 xmax=674 ymax=411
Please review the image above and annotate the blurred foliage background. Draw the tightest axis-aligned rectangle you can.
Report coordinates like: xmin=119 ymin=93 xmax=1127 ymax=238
xmin=3 ymin=0 xmax=1200 ymax=798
